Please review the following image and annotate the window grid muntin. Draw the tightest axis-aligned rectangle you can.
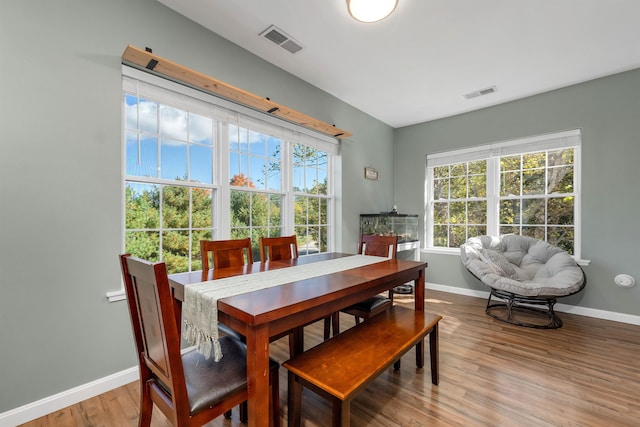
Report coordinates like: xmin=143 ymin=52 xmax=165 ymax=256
xmin=292 ymin=142 xmax=331 ymax=255
xmin=431 ymin=160 xmax=488 ymax=248
xmin=229 ymin=187 xmax=285 ymax=259
xmin=427 ymin=139 xmax=579 ymax=257
xmin=497 ymin=148 xmax=576 ymax=253
xmin=229 ymin=124 xmax=282 ymax=191
xmin=125 ymin=90 xmax=219 ymax=273
xmin=124 ymin=89 xmax=336 ymax=273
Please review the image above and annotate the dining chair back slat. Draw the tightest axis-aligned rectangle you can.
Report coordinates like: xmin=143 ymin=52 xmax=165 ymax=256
xmin=358 ymin=234 xmax=398 ymax=258
xmin=121 ymin=255 xmax=182 ymax=399
xmin=259 ymin=235 xmax=334 ymax=346
xmin=259 ymin=235 xmax=299 ymax=262
xmin=119 ymin=254 xmax=280 ymax=426
xmin=201 ymin=238 xmax=253 ymax=270
xmin=332 ymin=234 xmax=399 ymax=338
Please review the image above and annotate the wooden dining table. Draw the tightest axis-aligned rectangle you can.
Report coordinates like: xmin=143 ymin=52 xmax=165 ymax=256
xmin=168 ymin=252 xmax=427 ymax=427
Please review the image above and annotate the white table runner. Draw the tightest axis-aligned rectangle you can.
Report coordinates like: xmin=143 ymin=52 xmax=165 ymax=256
xmin=183 ymin=254 xmax=388 ymax=360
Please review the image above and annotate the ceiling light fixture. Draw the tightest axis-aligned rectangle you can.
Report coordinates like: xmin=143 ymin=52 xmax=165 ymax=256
xmin=347 ymin=0 xmax=398 ymax=23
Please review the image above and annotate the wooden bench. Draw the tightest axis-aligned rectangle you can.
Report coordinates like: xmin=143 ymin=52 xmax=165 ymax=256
xmin=283 ymin=306 xmax=442 ymax=427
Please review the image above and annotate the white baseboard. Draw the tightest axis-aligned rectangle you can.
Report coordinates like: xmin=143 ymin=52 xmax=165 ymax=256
xmin=0 ymin=367 xmax=138 ymax=427
xmin=426 ymin=282 xmax=640 ymax=325
xmin=4 ymin=283 xmax=640 ymax=426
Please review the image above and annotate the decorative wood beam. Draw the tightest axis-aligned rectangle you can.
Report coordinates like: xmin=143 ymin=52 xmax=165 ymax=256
xmin=121 ymin=45 xmax=352 ymax=139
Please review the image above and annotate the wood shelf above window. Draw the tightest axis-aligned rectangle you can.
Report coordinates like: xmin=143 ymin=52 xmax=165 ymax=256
xmin=121 ymin=45 xmax=352 ymax=139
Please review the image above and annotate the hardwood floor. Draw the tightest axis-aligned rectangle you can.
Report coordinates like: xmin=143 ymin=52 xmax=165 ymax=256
xmin=20 ymin=290 xmax=640 ymax=426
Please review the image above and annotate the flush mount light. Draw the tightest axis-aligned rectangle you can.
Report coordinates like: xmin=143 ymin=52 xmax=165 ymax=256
xmin=347 ymin=0 xmax=398 ymax=23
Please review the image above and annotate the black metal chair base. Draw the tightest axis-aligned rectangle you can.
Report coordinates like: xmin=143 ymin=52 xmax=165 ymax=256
xmin=394 ymin=284 xmax=413 ymax=294
xmin=486 ymin=289 xmax=563 ymax=329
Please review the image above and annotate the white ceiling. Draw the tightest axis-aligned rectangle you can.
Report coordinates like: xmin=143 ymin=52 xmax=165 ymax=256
xmin=158 ymin=0 xmax=640 ymax=128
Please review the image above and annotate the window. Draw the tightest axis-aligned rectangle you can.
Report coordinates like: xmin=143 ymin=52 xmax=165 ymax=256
xmin=426 ymin=130 xmax=581 ymax=258
xmin=431 ymin=159 xmax=488 ymax=248
xmin=123 ymin=68 xmax=338 ymax=273
xmin=293 ymin=143 xmax=330 ymax=255
xmin=228 ymin=136 xmax=331 ymax=257
xmin=228 ymin=123 xmax=284 ymax=259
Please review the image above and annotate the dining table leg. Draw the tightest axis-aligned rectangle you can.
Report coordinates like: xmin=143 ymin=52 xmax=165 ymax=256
xmin=414 ymin=267 xmax=425 ymax=311
xmin=245 ymin=323 xmax=271 ymax=427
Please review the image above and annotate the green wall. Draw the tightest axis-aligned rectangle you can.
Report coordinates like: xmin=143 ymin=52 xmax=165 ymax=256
xmin=394 ymin=68 xmax=640 ymax=315
xmin=3 ymin=0 xmax=639 ymax=417
xmin=0 ymin=0 xmax=393 ymax=412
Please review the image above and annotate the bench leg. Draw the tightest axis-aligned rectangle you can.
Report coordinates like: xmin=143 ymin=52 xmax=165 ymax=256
xmin=287 ymin=372 xmax=302 ymax=427
xmin=429 ymin=323 xmax=439 ymax=385
xmin=331 ymin=397 xmax=350 ymax=427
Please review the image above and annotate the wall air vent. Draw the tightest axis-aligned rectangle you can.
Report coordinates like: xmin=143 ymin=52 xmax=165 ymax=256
xmin=260 ymin=25 xmax=303 ymax=54
xmin=463 ymin=86 xmax=497 ymax=100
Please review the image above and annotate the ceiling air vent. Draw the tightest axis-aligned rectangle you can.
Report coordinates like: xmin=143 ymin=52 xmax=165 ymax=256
xmin=463 ymin=86 xmax=497 ymax=100
xmin=260 ymin=25 xmax=303 ymax=54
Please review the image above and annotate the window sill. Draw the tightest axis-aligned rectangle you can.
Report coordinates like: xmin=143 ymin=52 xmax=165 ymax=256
xmin=421 ymin=247 xmax=461 ymax=256
xmin=422 ymin=247 xmax=591 ymax=266
xmin=106 ymin=289 xmax=126 ymax=302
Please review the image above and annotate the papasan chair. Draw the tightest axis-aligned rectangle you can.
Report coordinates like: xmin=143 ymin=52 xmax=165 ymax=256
xmin=460 ymin=235 xmax=586 ymax=329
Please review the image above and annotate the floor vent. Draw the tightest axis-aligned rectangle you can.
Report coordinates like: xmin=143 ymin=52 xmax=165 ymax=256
xmin=260 ymin=25 xmax=303 ymax=54
xmin=463 ymin=86 xmax=497 ymax=100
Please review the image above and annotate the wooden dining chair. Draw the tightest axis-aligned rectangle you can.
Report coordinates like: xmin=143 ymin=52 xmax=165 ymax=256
xmin=119 ymin=254 xmax=280 ymax=427
xmin=202 ymin=237 xmax=298 ymax=360
xmin=199 ymin=238 xmax=255 ymax=343
xmin=259 ymin=235 xmax=299 ymax=262
xmin=200 ymin=238 xmax=253 ymax=270
xmin=332 ymin=234 xmax=398 ymax=335
xmin=259 ymin=235 xmax=333 ymax=343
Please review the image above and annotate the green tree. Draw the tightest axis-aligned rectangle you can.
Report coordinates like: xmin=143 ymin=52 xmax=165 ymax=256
xmin=125 ymin=184 xmax=160 ymax=261
xmin=125 ymin=181 xmax=214 ymax=273
xmin=230 ymin=173 xmax=281 ymax=259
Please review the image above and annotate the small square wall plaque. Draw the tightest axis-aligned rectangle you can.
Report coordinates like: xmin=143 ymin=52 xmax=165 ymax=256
xmin=364 ymin=167 xmax=378 ymax=180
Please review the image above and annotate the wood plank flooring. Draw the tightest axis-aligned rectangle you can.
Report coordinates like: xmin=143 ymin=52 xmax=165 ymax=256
xmin=20 ymin=290 xmax=640 ymax=426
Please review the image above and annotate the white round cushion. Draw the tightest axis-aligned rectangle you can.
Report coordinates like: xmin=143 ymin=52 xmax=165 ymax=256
xmin=460 ymin=235 xmax=585 ymax=297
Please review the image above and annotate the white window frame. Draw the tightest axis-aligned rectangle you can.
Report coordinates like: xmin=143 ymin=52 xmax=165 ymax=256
xmin=425 ymin=129 xmax=583 ymax=261
xmin=110 ymin=66 xmax=340 ymax=301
